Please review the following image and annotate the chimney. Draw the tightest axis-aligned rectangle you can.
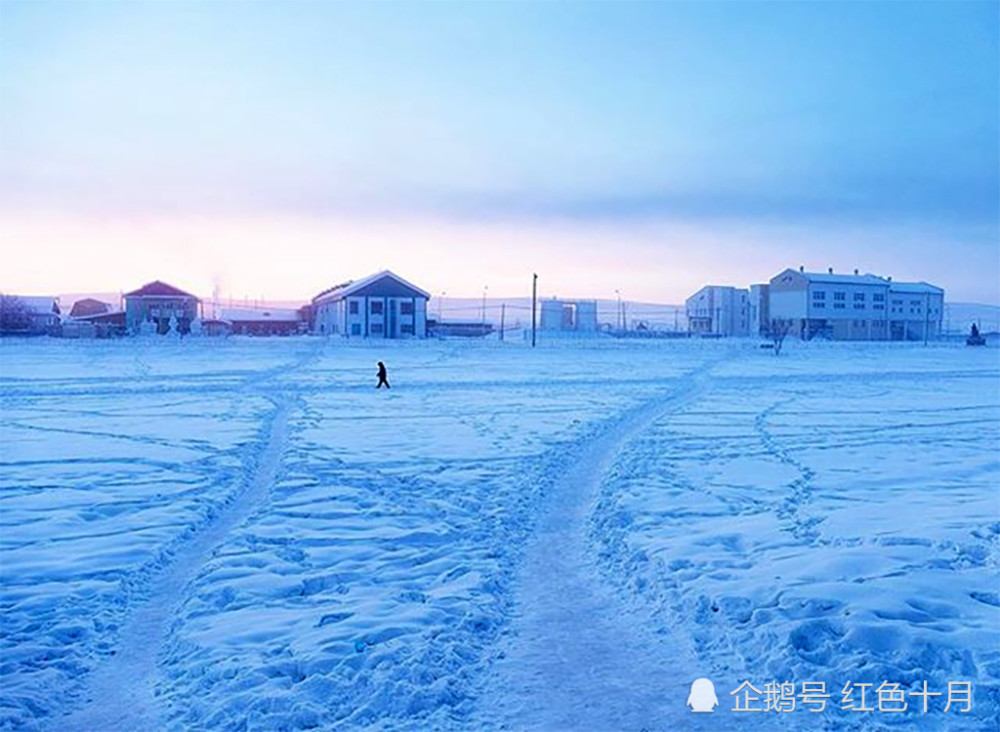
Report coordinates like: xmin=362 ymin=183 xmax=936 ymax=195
xmin=828 ymin=267 xmax=833 ymax=274
xmin=854 ymin=268 xmax=859 ymax=275
xmin=887 ymin=276 xmax=892 ymax=282
xmin=799 ymin=265 xmax=804 ymax=273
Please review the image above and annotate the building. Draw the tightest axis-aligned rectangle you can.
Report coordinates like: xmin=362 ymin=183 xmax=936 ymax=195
xmin=124 ymin=280 xmax=201 ymax=335
xmin=539 ymin=299 xmax=599 ymax=332
xmin=220 ymin=307 xmax=304 ymax=336
xmin=62 ymin=310 xmax=126 ymax=338
xmin=749 ymin=284 xmax=770 ymax=337
xmin=768 ymin=267 xmax=944 ymax=341
xmin=312 ymin=270 xmax=429 ymax=338
xmin=69 ymin=298 xmax=113 ymax=319
xmin=199 ymin=318 xmax=232 ymax=337
xmin=685 ymin=286 xmax=749 ymax=336
xmin=426 ymin=320 xmax=494 ymax=338
xmin=886 ymin=281 xmax=945 ymax=341
xmin=0 ymin=295 xmax=61 ymax=335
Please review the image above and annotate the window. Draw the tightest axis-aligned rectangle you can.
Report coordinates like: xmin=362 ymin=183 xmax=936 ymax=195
xmin=873 ymin=293 xmax=885 ymax=302
xmin=892 ymin=299 xmax=903 ymax=306
xmin=834 ymin=292 xmax=846 ymax=301
xmin=853 ymin=303 xmax=865 ymax=310
xmin=401 ymin=324 xmax=414 ymax=335
xmin=873 ymin=304 xmax=885 ymax=310
xmin=854 ymin=292 xmax=865 ymax=301
xmin=371 ymin=323 xmax=383 ymax=334
xmin=812 ymin=291 xmax=826 ymax=300
xmin=834 ymin=303 xmax=845 ymax=310
xmin=371 ymin=301 xmax=383 ymax=315
xmin=349 ymin=301 xmax=359 ymax=314
xmin=400 ymin=301 xmax=414 ymax=315
xmin=814 ymin=302 xmax=825 ymax=309
xmin=351 ymin=324 xmax=361 ymax=336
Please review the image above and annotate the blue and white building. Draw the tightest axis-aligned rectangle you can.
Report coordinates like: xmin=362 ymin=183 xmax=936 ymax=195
xmin=768 ymin=267 xmax=944 ymax=341
xmin=684 ymin=286 xmax=750 ymax=336
xmin=311 ymin=270 xmax=429 ymax=338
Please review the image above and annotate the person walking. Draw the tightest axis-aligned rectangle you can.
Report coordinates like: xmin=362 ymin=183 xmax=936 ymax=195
xmin=376 ymin=361 xmax=390 ymax=389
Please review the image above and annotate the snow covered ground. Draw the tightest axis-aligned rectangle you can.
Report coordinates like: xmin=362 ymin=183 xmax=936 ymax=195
xmin=1 ymin=336 xmax=997 ymax=732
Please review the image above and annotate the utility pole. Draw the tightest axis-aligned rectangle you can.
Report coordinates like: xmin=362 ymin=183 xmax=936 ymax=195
xmin=482 ymin=285 xmax=488 ymax=325
xmin=615 ymin=289 xmax=622 ymax=331
xmin=531 ymin=274 xmax=537 ymax=348
xmin=500 ymin=303 xmax=505 ymax=342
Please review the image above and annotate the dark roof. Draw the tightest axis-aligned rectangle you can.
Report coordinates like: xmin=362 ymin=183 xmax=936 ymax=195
xmin=75 ymin=310 xmax=126 ymax=325
xmin=124 ymin=280 xmax=199 ymax=299
xmin=69 ymin=298 xmax=112 ymax=318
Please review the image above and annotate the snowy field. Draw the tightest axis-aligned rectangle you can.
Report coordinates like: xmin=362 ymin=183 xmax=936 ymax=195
xmin=0 ymin=336 xmax=997 ymax=732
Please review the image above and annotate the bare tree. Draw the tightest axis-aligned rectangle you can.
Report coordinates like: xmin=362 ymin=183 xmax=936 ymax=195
xmin=0 ymin=296 xmax=32 ymax=334
xmin=770 ymin=318 xmax=793 ymax=355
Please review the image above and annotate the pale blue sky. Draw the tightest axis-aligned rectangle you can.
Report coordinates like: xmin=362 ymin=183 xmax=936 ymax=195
xmin=1 ymin=1 xmax=997 ymax=302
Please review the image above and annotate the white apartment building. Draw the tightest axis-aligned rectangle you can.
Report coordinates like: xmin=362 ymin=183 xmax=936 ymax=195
xmin=768 ymin=267 xmax=944 ymax=341
xmin=685 ymin=285 xmax=750 ymax=336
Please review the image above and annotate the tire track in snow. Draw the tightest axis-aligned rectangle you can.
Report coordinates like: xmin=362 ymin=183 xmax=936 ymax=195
xmin=52 ymin=395 xmax=292 ymax=732
xmin=483 ymin=368 xmax=768 ymax=732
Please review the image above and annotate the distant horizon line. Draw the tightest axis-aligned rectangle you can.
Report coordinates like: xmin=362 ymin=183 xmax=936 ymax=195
xmin=5 ymin=290 xmax=1000 ymax=312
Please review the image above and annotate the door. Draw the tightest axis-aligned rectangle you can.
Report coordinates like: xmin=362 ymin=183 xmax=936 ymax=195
xmin=389 ymin=299 xmax=397 ymax=338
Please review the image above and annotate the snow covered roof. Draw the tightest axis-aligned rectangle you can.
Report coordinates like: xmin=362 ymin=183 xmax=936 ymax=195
xmin=11 ymin=296 xmax=61 ymax=315
xmin=801 ymin=271 xmax=888 ymax=286
xmin=220 ymin=307 xmax=301 ymax=322
xmin=888 ymin=281 xmax=944 ymax=294
xmin=312 ymin=270 xmax=431 ymax=305
xmin=124 ymin=280 xmax=199 ymax=299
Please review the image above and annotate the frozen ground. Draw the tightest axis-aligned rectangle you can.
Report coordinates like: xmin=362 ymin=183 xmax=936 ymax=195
xmin=0 ymin=336 xmax=997 ymax=732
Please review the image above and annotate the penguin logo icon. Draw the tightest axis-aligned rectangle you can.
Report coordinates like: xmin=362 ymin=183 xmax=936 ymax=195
xmin=687 ymin=678 xmax=718 ymax=713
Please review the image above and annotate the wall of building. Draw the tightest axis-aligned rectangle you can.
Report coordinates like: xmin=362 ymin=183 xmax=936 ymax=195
xmin=315 ymin=294 xmax=427 ymax=338
xmin=540 ymin=300 xmax=563 ymax=331
xmin=125 ymin=296 xmax=199 ymax=334
xmin=575 ymin=301 xmax=598 ymax=331
xmin=749 ymin=284 xmax=770 ymax=336
xmin=684 ymin=286 xmax=749 ymax=336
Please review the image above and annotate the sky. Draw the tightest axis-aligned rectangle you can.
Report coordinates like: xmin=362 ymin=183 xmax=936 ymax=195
xmin=1 ymin=0 xmax=998 ymax=304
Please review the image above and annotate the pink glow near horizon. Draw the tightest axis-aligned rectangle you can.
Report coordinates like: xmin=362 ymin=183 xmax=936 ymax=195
xmin=3 ymin=210 xmax=991 ymax=305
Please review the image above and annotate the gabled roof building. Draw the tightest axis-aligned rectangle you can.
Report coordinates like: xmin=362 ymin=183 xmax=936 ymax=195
xmin=311 ymin=270 xmax=429 ymax=338
xmin=124 ymin=280 xmax=201 ymax=335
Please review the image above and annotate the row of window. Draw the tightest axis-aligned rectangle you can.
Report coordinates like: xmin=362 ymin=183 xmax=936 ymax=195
xmin=812 ymin=291 xmax=900 ymax=303
xmin=346 ymin=299 xmax=416 ymax=316
xmin=815 ymin=302 xmax=886 ymax=310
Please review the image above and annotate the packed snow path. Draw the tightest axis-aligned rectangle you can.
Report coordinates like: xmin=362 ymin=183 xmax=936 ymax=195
xmin=483 ymin=369 xmax=774 ymax=732
xmin=483 ymin=373 xmax=711 ymax=730
xmin=57 ymin=397 xmax=292 ymax=732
